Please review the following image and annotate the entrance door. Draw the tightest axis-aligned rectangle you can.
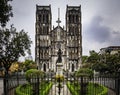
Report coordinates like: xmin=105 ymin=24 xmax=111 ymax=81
xmin=43 ymin=64 xmax=46 ymax=72
xmin=72 ymin=64 xmax=74 ymax=72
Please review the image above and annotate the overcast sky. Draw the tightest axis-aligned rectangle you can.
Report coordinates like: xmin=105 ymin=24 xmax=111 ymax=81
xmin=7 ymin=0 xmax=120 ymax=61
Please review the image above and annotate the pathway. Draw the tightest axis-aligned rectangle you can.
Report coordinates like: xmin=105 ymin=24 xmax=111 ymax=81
xmin=0 ymin=79 xmax=3 ymax=95
xmin=108 ymin=88 xmax=116 ymax=95
xmin=48 ymin=83 xmax=71 ymax=95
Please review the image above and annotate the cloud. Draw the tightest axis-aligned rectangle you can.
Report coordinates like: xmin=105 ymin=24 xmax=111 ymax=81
xmin=109 ymin=31 xmax=120 ymax=45
xmin=82 ymin=15 xmax=120 ymax=55
xmin=84 ymin=16 xmax=111 ymax=43
xmin=7 ymin=0 xmax=120 ymax=58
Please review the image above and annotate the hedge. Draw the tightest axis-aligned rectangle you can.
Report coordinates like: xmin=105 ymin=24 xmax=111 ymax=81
xmin=42 ymin=82 xmax=53 ymax=95
xmin=97 ymin=85 xmax=108 ymax=95
xmin=67 ymin=82 xmax=108 ymax=95
xmin=15 ymin=85 xmax=29 ymax=95
xmin=67 ymin=82 xmax=78 ymax=95
xmin=15 ymin=82 xmax=53 ymax=95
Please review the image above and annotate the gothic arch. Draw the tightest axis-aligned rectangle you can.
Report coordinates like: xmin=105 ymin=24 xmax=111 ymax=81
xmin=43 ymin=63 xmax=46 ymax=72
xmin=72 ymin=64 xmax=74 ymax=72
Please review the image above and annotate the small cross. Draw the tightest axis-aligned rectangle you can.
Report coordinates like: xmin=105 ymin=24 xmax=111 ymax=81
xmin=56 ymin=8 xmax=61 ymax=26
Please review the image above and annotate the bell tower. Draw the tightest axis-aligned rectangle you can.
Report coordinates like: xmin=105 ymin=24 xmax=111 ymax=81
xmin=66 ymin=5 xmax=82 ymax=72
xmin=35 ymin=5 xmax=52 ymax=71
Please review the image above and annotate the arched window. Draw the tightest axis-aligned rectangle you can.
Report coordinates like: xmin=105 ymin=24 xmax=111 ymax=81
xmin=69 ymin=63 xmax=70 ymax=69
xmin=72 ymin=64 xmax=74 ymax=72
xmin=76 ymin=15 xmax=79 ymax=23
xmin=46 ymin=14 xmax=49 ymax=23
xmin=43 ymin=14 xmax=45 ymax=23
xmin=72 ymin=15 xmax=74 ymax=23
xmin=69 ymin=15 xmax=71 ymax=23
xmin=43 ymin=64 xmax=46 ymax=72
xmin=39 ymin=15 xmax=41 ymax=22
xmin=47 ymin=26 xmax=49 ymax=34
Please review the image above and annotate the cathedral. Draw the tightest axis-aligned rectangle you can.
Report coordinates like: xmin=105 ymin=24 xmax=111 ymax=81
xmin=35 ymin=5 xmax=82 ymax=72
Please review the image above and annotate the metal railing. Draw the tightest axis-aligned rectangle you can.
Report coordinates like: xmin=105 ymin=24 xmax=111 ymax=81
xmin=3 ymin=72 xmax=120 ymax=95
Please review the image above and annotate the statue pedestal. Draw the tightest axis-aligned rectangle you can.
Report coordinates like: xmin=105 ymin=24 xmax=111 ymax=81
xmin=56 ymin=63 xmax=63 ymax=75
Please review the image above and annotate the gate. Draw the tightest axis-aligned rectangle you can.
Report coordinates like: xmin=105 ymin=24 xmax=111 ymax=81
xmin=3 ymin=72 xmax=120 ymax=95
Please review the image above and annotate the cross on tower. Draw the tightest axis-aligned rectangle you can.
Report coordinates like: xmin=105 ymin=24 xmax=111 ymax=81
xmin=56 ymin=8 xmax=61 ymax=26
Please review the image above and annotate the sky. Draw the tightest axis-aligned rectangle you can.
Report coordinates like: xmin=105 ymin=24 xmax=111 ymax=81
xmin=7 ymin=0 xmax=120 ymax=61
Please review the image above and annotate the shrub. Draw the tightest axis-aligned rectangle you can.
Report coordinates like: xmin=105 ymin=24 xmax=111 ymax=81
xmin=67 ymin=82 xmax=108 ymax=95
xmin=94 ymin=83 xmax=99 ymax=87
xmin=42 ymin=82 xmax=53 ymax=95
xmin=97 ymin=85 xmax=108 ymax=95
xmin=15 ymin=82 xmax=53 ymax=95
xmin=55 ymin=75 xmax=64 ymax=82
xmin=67 ymin=82 xmax=78 ymax=95
xmin=75 ymin=68 xmax=93 ymax=78
xmin=15 ymin=85 xmax=29 ymax=95
xmin=25 ymin=69 xmax=44 ymax=83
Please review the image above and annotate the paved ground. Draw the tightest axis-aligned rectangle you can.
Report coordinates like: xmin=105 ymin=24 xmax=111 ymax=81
xmin=108 ymin=88 xmax=116 ymax=95
xmin=0 ymin=79 xmax=3 ymax=95
xmin=48 ymin=83 xmax=71 ymax=95
xmin=0 ymin=78 xmax=117 ymax=95
xmin=48 ymin=82 xmax=116 ymax=95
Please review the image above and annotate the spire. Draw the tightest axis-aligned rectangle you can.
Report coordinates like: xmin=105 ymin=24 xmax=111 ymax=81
xmin=56 ymin=8 xmax=61 ymax=26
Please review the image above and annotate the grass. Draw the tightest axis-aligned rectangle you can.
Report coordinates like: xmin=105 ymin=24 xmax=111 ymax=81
xmin=67 ymin=81 xmax=108 ymax=95
xmin=20 ymin=84 xmax=32 ymax=94
xmin=87 ymin=83 xmax=103 ymax=95
xmin=15 ymin=81 xmax=53 ymax=95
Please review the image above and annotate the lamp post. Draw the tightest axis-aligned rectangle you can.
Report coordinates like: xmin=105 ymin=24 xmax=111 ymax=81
xmin=58 ymin=77 xmax=61 ymax=95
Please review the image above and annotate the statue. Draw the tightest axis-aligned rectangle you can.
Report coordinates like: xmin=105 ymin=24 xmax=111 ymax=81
xmin=56 ymin=48 xmax=62 ymax=63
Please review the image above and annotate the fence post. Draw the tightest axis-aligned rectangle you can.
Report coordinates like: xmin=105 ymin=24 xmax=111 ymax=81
xmin=32 ymin=75 xmax=39 ymax=95
xmin=58 ymin=77 xmax=61 ymax=95
xmin=17 ymin=71 xmax=19 ymax=85
xmin=115 ymin=77 xmax=119 ymax=95
xmin=80 ymin=77 xmax=83 ymax=95
xmin=3 ymin=75 xmax=7 ymax=95
xmin=36 ymin=76 xmax=39 ymax=95
xmin=118 ymin=76 xmax=120 ymax=95
xmin=119 ymin=77 xmax=120 ymax=95
xmin=4 ymin=71 xmax=8 ymax=95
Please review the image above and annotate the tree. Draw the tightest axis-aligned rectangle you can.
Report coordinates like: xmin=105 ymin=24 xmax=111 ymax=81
xmin=75 ymin=68 xmax=93 ymax=77
xmin=91 ymin=62 xmax=108 ymax=74
xmin=105 ymin=53 xmax=120 ymax=74
xmin=0 ymin=26 xmax=32 ymax=74
xmin=23 ymin=60 xmax=37 ymax=71
xmin=9 ymin=62 xmax=19 ymax=72
xmin=82 ymin=56 xmax=88 ymax=64
xmin=91 ymin=51 xmax=120 ymax=75
xmin=25 ymin=69 xmax=44 ymax=83
xmin=0 ymin=0 xmax=13 ymax=27
xmin=87 ymin=50 xmax=100 ymax=64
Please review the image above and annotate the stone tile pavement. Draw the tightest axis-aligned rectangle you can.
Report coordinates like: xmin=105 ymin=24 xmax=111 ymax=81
xmin=48 ymin=83 xmax=71 ymax=95
xmin=0 ymin=79 xmax=3 ymax=95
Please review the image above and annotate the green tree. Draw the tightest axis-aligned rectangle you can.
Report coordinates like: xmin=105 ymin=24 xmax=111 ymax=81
xmin=23 ymin=60 xmax=37 ymax=71
xmin=0 ymin=26 xmax=32 ymax=74
xmin=0 ymin=0 xmax=13 ymax=27
xmin=25 ymin=69 xmax=44 ymax=83
xmin=92 ymin=62 xmax=108 ymax=74
xmin=91 ymin=51 xmax=120 ymax=75
xmin=82 ymin=56 xmax=88 ymax=64
xmin=105 ymin=53 xmax=120 ymax=74
xmin=75 ymin=68 xmax=93 ymax=77
xmin=87 ymin=50 xmax=100 ymax=64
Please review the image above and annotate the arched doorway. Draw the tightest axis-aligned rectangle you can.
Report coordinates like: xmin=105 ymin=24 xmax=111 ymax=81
xmin=72 ymin=64 xmax=74 ymax=72
xmin=43 ymin=64 xmax=46 ymax=72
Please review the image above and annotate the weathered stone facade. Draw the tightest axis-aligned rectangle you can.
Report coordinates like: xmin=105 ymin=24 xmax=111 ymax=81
xmin=35 ymin=5 xmax=82 ymax=72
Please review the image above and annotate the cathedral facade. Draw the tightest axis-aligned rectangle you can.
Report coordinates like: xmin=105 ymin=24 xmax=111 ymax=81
xmin=35 ymin=5 xmax=82 ymax=72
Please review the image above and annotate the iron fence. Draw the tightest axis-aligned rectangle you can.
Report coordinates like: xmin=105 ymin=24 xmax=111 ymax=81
xmin=3 ymin=72 xmax=120 ymax=95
